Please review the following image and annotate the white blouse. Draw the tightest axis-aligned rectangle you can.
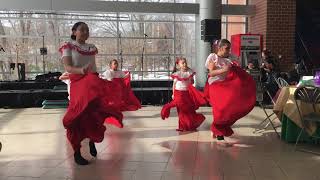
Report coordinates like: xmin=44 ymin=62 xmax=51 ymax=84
xmin=59 ymin=40 xmax=98 ymax=73
xmin=205 ymin=53 xmax=231 ymax=85
xmin=101 ymin=69 xmax=127 ymax=81
xmin=172 ymin=69 xmax=195 ymax=91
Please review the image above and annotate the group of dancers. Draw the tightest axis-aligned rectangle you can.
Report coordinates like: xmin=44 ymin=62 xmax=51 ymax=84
xmin=60 ymin=21 xmax=256 ymax=165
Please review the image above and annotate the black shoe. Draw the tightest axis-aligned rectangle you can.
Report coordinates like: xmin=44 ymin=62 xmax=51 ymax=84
xmin=89 ymin=141 xmax=97 ymax=157
xmin=217 ymin=136 xmax=224 ymax=141
xmin=74 ymin=150 xmax=89 ymax=165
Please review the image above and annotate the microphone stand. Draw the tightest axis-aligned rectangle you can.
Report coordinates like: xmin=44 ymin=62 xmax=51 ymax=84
xmin=42 ymin=35 xmax=45 ymax=74
xmin=140 ymin=34 xmax=147 ymax=105
xmin=119 ymin=33 xmax=123 ymax=70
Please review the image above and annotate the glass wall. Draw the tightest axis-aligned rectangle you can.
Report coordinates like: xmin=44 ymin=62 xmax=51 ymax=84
xmin=0 ymin=0 xmax=247 ymax=80
xmin=100 ymin=0 xmax=197 ymax=2
xmin=221 ymin=15 xmax=247 ymax=40
xmin=222 ymin=0 xmax=247 ymax=5
xmin=222 ymin=0 xmax=248 ymax=40
xmin=0 ymin=11 xmax=195 ymax=80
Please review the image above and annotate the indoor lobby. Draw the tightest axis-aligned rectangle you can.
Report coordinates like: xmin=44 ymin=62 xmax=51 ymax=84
xmin=1 ymin=0 xmax=320 ymax=180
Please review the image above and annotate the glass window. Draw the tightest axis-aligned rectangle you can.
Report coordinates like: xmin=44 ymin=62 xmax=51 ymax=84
xmin=119 ymin=21 xmax=174 ymax=38
xmin=118 ymin=0 xmax=175 ymax=2
xmin=227 ymin=23 xmax=246 ymax=40
xmin=119 ymin=13 xmax=174 ymax=21
xmin=89 ymin=38 xmax=118 ymax=55
xmin=223 ymin=0 xmax=247 ymax=5
xmin=175 ymin=14 xmax=196 ymax=22
xmin=145 ymin=22 xmax=174 ymax=38
xmin=175 ymin=0 xmax=197 ymax=3
xmin=221 ymin=15 xmax=247 ymax=41
xmin=119 ymin=21 xmax=145 ymax=37
xmin=175 ymin=22 xmax=195 ymax=56
xmin=121 ymin=38 xmax=173 ymax=55
xmin=226 ymin=16 xmax=246 ymax=23
xmin=0 ymin=11 xmax=201 ymax=80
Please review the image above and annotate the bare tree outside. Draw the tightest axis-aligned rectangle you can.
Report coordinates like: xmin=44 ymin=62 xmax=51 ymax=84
xmin=0 ymin=10 xmax=197 ymax=80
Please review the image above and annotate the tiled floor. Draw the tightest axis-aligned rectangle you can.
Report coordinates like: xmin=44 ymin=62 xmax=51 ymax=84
xmin=0 ymin=106 xmax=320 ymax=180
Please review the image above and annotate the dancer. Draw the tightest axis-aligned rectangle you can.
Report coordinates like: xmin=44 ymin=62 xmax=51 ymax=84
xmin=59 ymin=22 xmax=123 ymax=165
xmin=161 ymin=57 xmax=206 ymax=131
xmin=101 ymin=59 xmax=129 ymax=81
xmin=100 ymin=59 xmax=141 ymax=128
xmin=205 ymin=39 xmax=256 ymax=145
xmin=101 ymin=59 xmax=141 ymax=111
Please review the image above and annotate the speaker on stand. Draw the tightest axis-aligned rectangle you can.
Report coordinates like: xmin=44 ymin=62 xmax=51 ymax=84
xmin=201 ymin=19 xmax=221 ymax=43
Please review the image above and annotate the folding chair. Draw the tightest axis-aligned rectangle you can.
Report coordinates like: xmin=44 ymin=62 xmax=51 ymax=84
xmin=294 ymin=86 xmax=320 ymax=154
xmin=258 ymin=77 xmax=289 ymax=131
xmin=254 ymin=84 xmax=281 ymax=137
xmin=276 ymin=77 xmax=289 ymax=88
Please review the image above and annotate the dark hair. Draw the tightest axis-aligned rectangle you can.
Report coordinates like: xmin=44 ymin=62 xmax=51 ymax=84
xmin=172 ymin=57 xmax=189 ymax=73
xmin=266 ymin=58 xmax=276 ymax=66
xmin=217 ymin=39 xmax=231 ymax=48
xmin=262 ymin=49 xmax=271 ymax=57
xmin=71 ymin=22 xmax=87 ymax=40
xmin=109 ymin=59 xmax=118 ymax=66
xmin=172 ymin=58 xmax=180 ymax=73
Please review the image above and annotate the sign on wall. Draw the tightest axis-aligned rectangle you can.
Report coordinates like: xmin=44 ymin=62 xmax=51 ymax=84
xmin=240 ymin=35 xmax=261 ymax=50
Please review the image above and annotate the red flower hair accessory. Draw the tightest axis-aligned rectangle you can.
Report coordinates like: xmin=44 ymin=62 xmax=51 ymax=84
xmin=175 ymin=58 xmax=180 ymax=64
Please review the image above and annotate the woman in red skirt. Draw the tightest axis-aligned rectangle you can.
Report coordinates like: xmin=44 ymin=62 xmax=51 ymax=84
xmin=59 ymin=22 xmax=123 ymax=165
xmin=205 ymin=39 xmax=256 ymax=145
xmin=100 ymin=59 xmax=141 ymax=128
xmin=161 ymin=57 xmax=206 ymax=131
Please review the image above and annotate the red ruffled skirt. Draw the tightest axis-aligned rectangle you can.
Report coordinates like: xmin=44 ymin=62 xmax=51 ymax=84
xmin=109 ymin=76 xmax=141 ymax=111
xmin=102 ymin=75 xmax=141 ymax=128
xmin=63 ymin=73 xmax=123 ymax=150
xmin=205 ymin=66 xmax=256 ymax=136
xmin=161 ymin=85 xmax=206 ymax=131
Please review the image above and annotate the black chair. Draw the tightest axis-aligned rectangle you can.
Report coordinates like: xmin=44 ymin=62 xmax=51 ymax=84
xmin=276 ymin=77 xmax=289 ymax=88
xmin=254 ymin=84 xmax=280 ymax=137
xmin=257 ymin=76 xmax=288 ymax=133
xmin=294 ymin=86 xmax=320 ymax=154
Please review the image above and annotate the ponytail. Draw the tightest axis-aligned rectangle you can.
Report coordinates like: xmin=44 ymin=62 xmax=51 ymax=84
xmin=172 ymin=58 xmax=179 ymax=73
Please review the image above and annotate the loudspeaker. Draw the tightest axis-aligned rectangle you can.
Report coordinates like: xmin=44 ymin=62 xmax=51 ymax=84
xmin=201 ymin=19 xmax=221 ymax=42
xmin=40 ymin=47 xmax=47 ymax=55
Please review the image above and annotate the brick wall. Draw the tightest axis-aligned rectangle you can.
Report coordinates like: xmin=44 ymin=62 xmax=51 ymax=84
xmin=249 ymin=0 xmax=296 ymax=72
xmin=248 ymin=0 xmax=267 ymax=47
